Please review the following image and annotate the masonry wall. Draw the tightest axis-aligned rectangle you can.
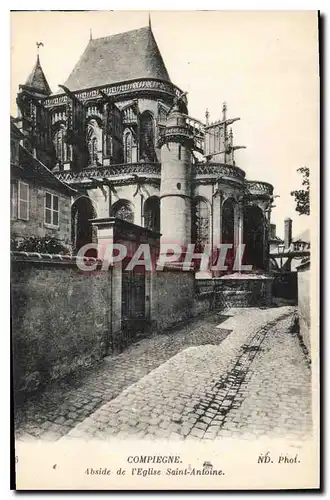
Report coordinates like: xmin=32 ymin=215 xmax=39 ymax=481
xmin=297 ymin=263 xmax=311 ymax=355
xmin=11 ymin=257 xmax=112 ymax=393
xmin=11 ymin=178 xmax=71 ymax=248
xmin=151 ymin=269 xmax=195 ymax=331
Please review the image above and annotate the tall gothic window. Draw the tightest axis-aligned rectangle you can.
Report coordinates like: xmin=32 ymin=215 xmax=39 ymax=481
xmin=222 ymin=198 xmax=236 ymax=244
xmin=193 ymin=198 xmax=210 ymax=249
xmin=111 ymin=200 xmax=134 ymax=224
xmin=139 ymin=111 xmax=155 ymax=161
xmin=144 ymin=197 xmax=160 ymax=232
xmin=86 ymin=119 xmax=102 ymax=166
xmin=124 ymin=130 xmax=132 ymax=164
xmin=53 ymin=124 xmax=68 ymax=163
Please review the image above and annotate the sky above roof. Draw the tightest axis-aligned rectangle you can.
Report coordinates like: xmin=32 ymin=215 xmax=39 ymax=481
xmin=10 ymin=11 xmax=318 ymax=239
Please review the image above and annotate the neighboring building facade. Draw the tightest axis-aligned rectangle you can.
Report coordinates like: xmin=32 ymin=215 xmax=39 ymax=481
xmin=269 ymin=218 xmax=310 ymax=272
xmin=12 ymin=23 xmax=275 ymax=271
xmin=11 ymin=118 xmax=76 ymax=250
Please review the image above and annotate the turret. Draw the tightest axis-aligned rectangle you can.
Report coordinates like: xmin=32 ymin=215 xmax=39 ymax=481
xmin=20 ymin=50 xmax=51 ymax=97
xmin=159 ymin=99 xmax=193 ymax=252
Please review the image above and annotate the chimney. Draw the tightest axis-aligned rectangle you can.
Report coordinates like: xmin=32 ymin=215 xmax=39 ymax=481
xmin=284 ymin=218 xmax=292 ymax=249
xmin=269 ymin=224 xmax=276 ymax=239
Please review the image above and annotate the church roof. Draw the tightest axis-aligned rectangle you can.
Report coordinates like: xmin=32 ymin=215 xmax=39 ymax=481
xmin=62 ymin=26 xmax=171 ymax=92
xmin=24 ymin=55 xmax=52 ymax=96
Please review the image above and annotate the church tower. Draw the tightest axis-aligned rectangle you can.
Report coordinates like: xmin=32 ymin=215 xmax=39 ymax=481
xmin=159 ymin=100 xmax=192 ymax=252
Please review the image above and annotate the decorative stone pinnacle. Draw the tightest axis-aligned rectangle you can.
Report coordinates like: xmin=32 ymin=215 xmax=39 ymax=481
xmin=205 ymin=108 xmax=209 ymax=125
xmin=222 ymin=101 xmax=227 ymax=121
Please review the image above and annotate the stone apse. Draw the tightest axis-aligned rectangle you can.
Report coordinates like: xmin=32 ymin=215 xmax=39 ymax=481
xmin=14 ymin=24 xmax=275 ymax=300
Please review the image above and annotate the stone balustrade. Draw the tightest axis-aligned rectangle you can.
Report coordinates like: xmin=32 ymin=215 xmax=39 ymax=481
xmin=246 ymin=180 xmax=274 ymax=196
xmin=54 ymin=162 xmax=162 ymax=184
xmin=43 ymin=79 xmax=187 ymax=108
xmin=193 ymin=162 xmax=246 ymax=181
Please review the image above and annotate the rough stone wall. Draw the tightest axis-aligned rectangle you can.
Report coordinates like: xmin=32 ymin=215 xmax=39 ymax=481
xmin=11 ymin=258 xmax=112 ymax=393
xmin=195 ymin=277 xmax=273 ymax=309
xmin=11 ymin=179 xmax=71 ymax=247
xmin=151 ymin=269 xmax=195 ymax=331
xmin=297 ymin=264 xmax=311 ymax=355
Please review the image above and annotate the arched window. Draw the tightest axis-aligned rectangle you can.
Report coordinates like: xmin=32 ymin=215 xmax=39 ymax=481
xmin=221 ymin=197 xmax=236 ymax=272
xmin=111 ymin=200 xmax=134 ymax=224
xmin=192 ymin=198 xmax=210 ymax=249
xmin=222 ymin=198 xmax=236 ymax=244
xmin=53 ymin=124 xmax=68 ymax=163
xmin=86 ymin=119 xmax=102 ymax=166
xmin=144 ymin=197 xmax=160 ymax=232
xmin=139 ymin=111 xmax=155 ymax=161
xmin=124 ymin=130 xmax=132 ymax=164
xmin=71 ymin=196 xmax=97 ymax=255
xmin=243 ymin=205 xmax=265 ymax=270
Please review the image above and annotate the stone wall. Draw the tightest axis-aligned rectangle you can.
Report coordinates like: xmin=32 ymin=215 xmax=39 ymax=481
xmin=194 ymin=279 xmax=226 ymax=315
xmin=195 ymin=275 xmax=273 ymax=309
xmin=11 ymin=179 xmax=71 ymax=248
xmin=297 ymin=261 xmax=311 ymax=355
xmin=150 ymin=269 xmax=195 ymax=331
xmin=11 ymin=254 xmax=112 ymax=394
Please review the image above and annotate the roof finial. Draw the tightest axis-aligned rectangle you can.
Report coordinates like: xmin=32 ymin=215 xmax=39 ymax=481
xmin=89 ymin=28 xmax=93 ymax=41
xmin=36 ymin=41 xmax=44 ymax=57
xmin=148 ymin=12 xmax=152 ymax=29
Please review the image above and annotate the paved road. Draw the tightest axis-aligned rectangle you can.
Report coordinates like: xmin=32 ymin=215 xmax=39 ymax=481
xmin=64 ymin=305 xmax=312 ymax=442
xmin=15 ymin=311 xmax=232 ymax=441
xmin=16 ymin=305 xmax=312 ymax=442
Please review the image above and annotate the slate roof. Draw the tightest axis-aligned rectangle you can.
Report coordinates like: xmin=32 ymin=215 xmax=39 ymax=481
xmin=292 ymin=229 xmax=310 ymax=244
xmin=13 ymin=145 xmax=77 ymax=196
xmin=269 ymin=235 xmax=284 ymax=243
xmin=24 ymin=55 xmax=52 ymax=96
xmin=63 ymin=26 xmax=171 ymax=92
xmin=10 ymin=117 xmax=25 ymax=140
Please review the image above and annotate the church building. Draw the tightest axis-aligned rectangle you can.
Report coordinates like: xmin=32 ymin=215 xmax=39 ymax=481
xmin=12 ymin=21 xmax=275 ymax=274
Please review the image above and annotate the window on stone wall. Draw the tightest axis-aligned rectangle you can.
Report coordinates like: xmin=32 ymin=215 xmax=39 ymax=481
xmin=144 ymin=197 xmax=160 ymax=232
xmin=45 ymin=192 xmax=59 ymax=227
xmin=53 ymin=124 xmax=68 ymax=164
xmin=124 ymin=130 xmax=132 ymax=164
xmin=139 ymin=111 xmax=155 ymax=162
xmin=86 ymin=119 xmax=102 ymax=166
xmin=193 ymin=198 xmax=210 ymax=248
xmin=222 ymin=198 xmax=235 ymax=244
xmin=111 ymin=200 xmax=134 ymax=224
xmin=18 ymin=181 xmax=29 ymax=220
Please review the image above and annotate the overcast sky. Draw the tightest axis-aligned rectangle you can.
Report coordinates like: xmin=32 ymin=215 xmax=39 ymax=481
xmin=10 ymin=10 xmax=319 ymax=239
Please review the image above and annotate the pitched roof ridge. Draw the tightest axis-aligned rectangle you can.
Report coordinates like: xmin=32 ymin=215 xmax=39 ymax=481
xmin=91 ymin=24 xmax=150 ymax=44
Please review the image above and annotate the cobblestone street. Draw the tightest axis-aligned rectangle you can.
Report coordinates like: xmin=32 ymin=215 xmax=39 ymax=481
xmin=15 ymin=305 xmax=312 ymax=442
